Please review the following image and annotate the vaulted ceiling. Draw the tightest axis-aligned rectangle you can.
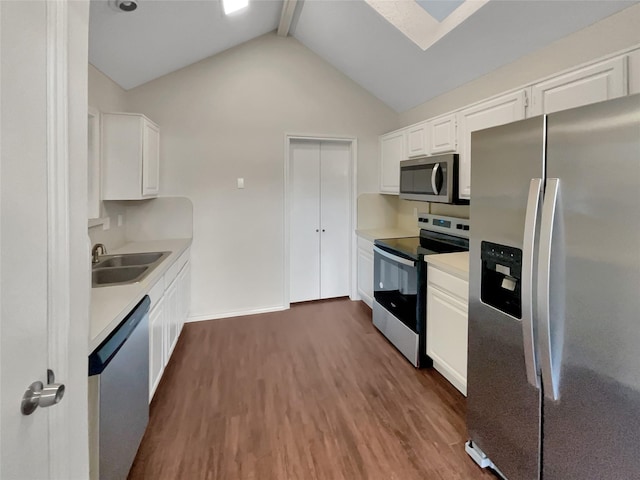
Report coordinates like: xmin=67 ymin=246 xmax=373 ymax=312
xmin=89 ymin=0 xmax=637 ymax=112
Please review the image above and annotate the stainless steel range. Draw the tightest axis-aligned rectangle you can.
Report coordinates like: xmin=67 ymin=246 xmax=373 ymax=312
xmin=372 ymin=214 xmax=469 ymax=367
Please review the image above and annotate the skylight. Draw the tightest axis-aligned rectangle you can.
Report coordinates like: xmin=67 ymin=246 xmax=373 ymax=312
xmin=365 ymin=0 xmax=489 ymax=51
xmin=223 ymin=0 xmax=248 ymax=15
xmin=415 ymin=0 xmax=464 ymax=22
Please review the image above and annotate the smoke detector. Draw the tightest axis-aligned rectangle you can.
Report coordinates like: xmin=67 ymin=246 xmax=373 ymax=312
xmin=110 ymin=0 xmax=138 ymax=12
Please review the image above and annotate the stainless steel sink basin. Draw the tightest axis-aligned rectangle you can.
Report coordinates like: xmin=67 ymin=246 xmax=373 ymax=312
xmin=92 ymin=266 xmax=149 ymax=287
xmin=91 ymin=251 xmax=171 ymax=287
xmin=94 ymin=251 xmax=170 ymax=268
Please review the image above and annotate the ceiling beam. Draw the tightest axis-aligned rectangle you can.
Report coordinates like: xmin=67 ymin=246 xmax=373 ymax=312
xmin=277 ymin=0 xmax=298 ymax=37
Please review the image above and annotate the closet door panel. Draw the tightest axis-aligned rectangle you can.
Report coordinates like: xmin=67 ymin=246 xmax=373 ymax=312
xmin=319 ymin=142 xmax=351 ymax=299
xmin=290 ymin=141 xmax=321 ymax=303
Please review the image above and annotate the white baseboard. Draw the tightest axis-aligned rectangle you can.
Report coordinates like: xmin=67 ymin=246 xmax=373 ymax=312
xmin=187 ymin=305 xmax=288 ymax=323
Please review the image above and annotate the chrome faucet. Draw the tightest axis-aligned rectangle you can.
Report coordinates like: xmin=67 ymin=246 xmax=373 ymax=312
xmin=92 ymin=243 xmax=107 ymax=264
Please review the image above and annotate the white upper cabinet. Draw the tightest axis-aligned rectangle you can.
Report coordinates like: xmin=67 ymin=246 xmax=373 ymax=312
xmin=102 ymin=113 xmax=160 ymax=200
xmin=379 ymin=130 xmax=405 ymax=194
xmin=142 ymin=120 xmax=160 ymax=197
xmin=428 ymin=113 xmax=457 ymax=154
xmin=457 ymin=90 xmax=527 ymax=200
xmin=406 ymin=122 xmax=429 ymax=158
xmin=406 ymin=114 xmax=457 ymax=158
xmin=530 ymin=57 xmax=628 ymax=116
xmin=626 ymin=50 xmax=640 ymax=95
xmin=87 ymin=107 xmax=101 ymax=219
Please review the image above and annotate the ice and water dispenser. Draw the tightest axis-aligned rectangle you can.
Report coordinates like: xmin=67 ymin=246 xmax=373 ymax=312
xmin=480 ymin=241 xmax=522 ymax=318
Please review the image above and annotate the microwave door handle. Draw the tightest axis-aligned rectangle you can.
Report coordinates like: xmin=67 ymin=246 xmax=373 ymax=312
xmin=522 ymin=178 xmax=542 ymax=389
xmin=431 ymin=163 xmax=440 ymax=194
xmin=538 ymin=178 xmax=561 ymax=401
xmin=373 ymin=246 xmax=415 ymax=267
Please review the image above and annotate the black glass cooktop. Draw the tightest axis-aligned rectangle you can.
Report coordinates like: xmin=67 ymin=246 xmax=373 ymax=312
xmin=374 ymin=231 xmax=469 ymax=261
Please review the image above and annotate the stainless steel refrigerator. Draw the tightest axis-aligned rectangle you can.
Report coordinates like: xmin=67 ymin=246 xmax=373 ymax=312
xmin=465 ymin=94 xmax=640 ymax=480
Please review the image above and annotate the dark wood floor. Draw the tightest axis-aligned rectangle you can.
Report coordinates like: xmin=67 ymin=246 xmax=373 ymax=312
xmin=129 ymin=298 xmax=496 ymax=480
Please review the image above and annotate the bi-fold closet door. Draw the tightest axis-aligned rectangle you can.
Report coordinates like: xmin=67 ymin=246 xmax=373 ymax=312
xmin=290 ymin=140 xmax=350 ymax=303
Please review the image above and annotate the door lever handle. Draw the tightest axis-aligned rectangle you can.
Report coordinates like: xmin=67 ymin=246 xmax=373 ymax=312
xmin=21 ymin=371 xmax=65 ymax=415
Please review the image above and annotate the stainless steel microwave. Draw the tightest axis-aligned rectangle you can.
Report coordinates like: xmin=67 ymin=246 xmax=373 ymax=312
xmin=399 ymin=153 xmax=467 ymax=204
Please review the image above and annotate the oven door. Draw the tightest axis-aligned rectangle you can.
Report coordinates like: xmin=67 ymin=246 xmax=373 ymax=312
xmin=399 ymin=155 xmax=454 ymax=203
xmin=373 ymin=246 xmax=418 ymax=332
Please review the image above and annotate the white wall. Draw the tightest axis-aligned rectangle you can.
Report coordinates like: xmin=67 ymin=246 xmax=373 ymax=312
xmin=88 ymin=65 xmax=130 ymax=249
xmin=88 ymin=64 xmax=128 ymax=112
xmin=399 ymin=3 xmax=640 ymax=125
xmin=126 ymin=33 xmax=398 ymax=319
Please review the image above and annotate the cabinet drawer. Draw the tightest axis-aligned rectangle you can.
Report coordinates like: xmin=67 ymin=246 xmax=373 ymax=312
xmin=357 ymin=237 xmax=374 ymax=252
xmin=148 ymin=276 xmax=165 ymax=309
xmin=428 ymin=265 xmax=468 ymax=301
xmin=164 ymin=249 xmax=189 ymax=287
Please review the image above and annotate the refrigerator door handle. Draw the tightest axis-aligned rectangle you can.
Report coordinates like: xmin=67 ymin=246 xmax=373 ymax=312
xmin=538 ymin=178 xmax=561 ymax=401
xmin=522 ymin=178 xmax=542 ymax=389
xmin=431 ymin=163 xmax=440 ymax=194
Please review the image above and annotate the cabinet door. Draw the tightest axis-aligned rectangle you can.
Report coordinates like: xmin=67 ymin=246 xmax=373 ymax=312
xmin=426 ymin=285 xmax=468 ymax=395
xmin=530 ymin=56 xmax=627 ymax=116
xmin=142 ymin=120 xmax=160 ymax=197
xmin=406 ymin=122 xmax=428 ymax=158
xmin=457 ymin=90 xmax=527 ymax=199
xmin=357 ymin=242 xmax=374 ymax=308
xmin=429 ymin=113 xmax=457 ymax=154
xmin=379 ymin=131 xmax=405 ymax=194
xmin=177 ymin=261 xmax=191 ymax=334
xmin=164 ymin=278 xmax=179 ymax=361
xmin=149 ymin=298 xmax=165 ymax=401
xmin=629 ymin=50 xmax=640 ymax=96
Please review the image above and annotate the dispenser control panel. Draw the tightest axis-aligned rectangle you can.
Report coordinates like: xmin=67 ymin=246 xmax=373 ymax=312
xmin=480 ymin=241 xmax=522 ymax=319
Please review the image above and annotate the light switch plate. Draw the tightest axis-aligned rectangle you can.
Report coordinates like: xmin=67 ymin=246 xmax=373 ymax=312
xmin=237 ymin=178 xmax=244 ymax=189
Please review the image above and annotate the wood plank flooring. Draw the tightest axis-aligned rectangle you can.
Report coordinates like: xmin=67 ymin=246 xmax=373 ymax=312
xmin=129 ymin=298 xmax=496 ymax=480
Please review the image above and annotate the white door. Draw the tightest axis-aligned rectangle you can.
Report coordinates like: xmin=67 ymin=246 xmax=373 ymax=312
xmin=289 ymin=140 xmax=351 ymax=303
xmin=379 ymin=131 xmax=405 ymax=194
xmin=1 ymin=2 xmax=90 ymax=479
xmin=319 ymin=142 xmax=350 ymax=299
xmin=290 ymin=141 xmax=321 ymax=302
xmin=142 ymin=119 xmax=160 ymax=196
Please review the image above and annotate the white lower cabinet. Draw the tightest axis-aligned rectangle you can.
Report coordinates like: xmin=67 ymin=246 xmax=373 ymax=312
xmin=149 ymin=296 xmax=165 ymax=400
xmin=426 ymin=265 xmax=469 ymax=396
xmin=357 ymin=237 xmax=374 ymax=307
xmin=148 ymin=251 xmax=191 ymax=402
xmin=164 ymin=276 xmax=179 ymax=362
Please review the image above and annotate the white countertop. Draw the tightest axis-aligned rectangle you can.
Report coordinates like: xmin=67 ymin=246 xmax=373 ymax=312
xmin=89 ymin=238 xmax=192 ymax=352
xmin=424 ymin=251 xmax=470 ymax=281
xmin=356 ymin=227 xmax=418 ymax=242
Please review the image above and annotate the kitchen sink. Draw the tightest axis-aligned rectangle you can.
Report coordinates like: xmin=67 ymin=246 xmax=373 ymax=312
xmin=92 ymin=266 xmax=149 ymax=287
xmin=94 ymin=251 xmax=170 ymax=268
xmin=92 ymin=251 xmax=171 ymax=287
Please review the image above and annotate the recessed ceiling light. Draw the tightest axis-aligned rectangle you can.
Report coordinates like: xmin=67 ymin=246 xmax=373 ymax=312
xmin=223 ymin=0 xmax=249 ymax=15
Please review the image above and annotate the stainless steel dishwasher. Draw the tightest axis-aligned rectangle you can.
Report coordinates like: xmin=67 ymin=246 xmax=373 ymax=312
xmin=89 ymin=296 xmax=150 ymax=480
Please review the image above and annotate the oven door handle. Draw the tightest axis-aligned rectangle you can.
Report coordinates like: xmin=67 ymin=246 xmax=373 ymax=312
xmin=373 ymin=246 xmax=416 ymax=267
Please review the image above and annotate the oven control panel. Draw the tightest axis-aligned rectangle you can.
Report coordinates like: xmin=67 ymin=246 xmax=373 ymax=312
xmin=418 ymin=214 xmax=469 ymax=238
